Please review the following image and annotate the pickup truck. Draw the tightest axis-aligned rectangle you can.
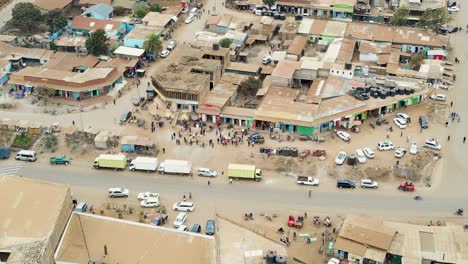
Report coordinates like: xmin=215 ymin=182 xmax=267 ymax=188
xmin=50 ymin=155 xmax=71 ymax=165
xmin=297 ymin=176 xmax=320 ymax=186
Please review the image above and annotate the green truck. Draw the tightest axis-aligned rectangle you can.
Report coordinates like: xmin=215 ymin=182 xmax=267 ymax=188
xmin=93 ymin=154 xmax=126 ymax=171
xmin=228 ymin=164 xmax=262 ymax=181
xmin=50 ymin=155 xmax=71 ymax=165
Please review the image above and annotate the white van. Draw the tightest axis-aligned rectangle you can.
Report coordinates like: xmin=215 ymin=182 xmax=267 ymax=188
xmin=15 ymin=150 xmax=37 ymax=162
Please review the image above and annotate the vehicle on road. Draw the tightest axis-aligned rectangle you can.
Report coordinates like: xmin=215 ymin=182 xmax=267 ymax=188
xmin=429 ymin=94 xmax=447 ymax=102
xmin=160 ymin=49 xmax=170 ymax=58
xmin=297 ymin=176 xmax=320 ymax=186
xmin=167 ymin=40 xmax=177 ymax=51
xmin=185 ymin=15 xmax=195 ymax=24
xmin=150 ymin=214 xmax=168 ymax=226
xmin=191 ymin=224 xmax=201 ymax=233
xmin=158 ymin=160 xmax=192 ymax=175
xmin=262 ymin=55 xmax=271 ymax=65
xmin=409 ymin=142 xmax=418 ymax=155
xmin=398 ymin=181 xmax=415 ymax=192
xmin=140 ymin=197 xmax=160 ymax=208
xmin=228 ymin=164 xmax=262 ymax=181
xmin=336 ymin=131 xmax=351 ymax=142
xmin=206 ymin=220 xmax=215 ymax=235
xmin=120 ymin=111 xmax=132 ymax=123
xmin=15 ymin=150 xmax=37 ymax=162
xmin=360 ymin=179 xmax=378 ymax=189
xmin=108 ymin=187 xmax=129 ymax=198
xmin=75 ymin=202 xmax=88 ymax=212
xmin=173 ymin=212 xmax=187 ymax=228
xmin=93 ymin=154 xmax=126 ymax=170
xmin=337 ymin=179 xmax=355 ymax=189
xmin=394 ymin=147 xmax=407 ymax=158
xmin=335 ymin=151 xmax=346 ymax=165
xmin=198 ymin=168 xmax=217 ymax=177
xmin=0 ymin=146 xmax=10 ymax=159
xmin=377 ymin=140 xmax=394 ymax=151
xmin=423 ymin=138 xmax=441 ymax=150
xmin=177 ymin=225 xmax=189 ymax=231
xmin=129 ymin=157 xmax=158 ymax=172
xmin=396 ymin=113 xmax=411 ymax=123
xmin=49 ymin=155 xmax=70 ymax=165
xmin=363 ymin=147 xmax=375 ymax=159
xmin=355 ymin=149 xmax=367 ymax=164
xmin=419 ymin=115 xmax=429 ymax=129
xmin=393 ymin=117 xmax=407 ymax=129
xmin=137 ymin=192 xmax=160 ymax=200
xmin=173 ymin=201 xmax=194 ymax=212
xmin=247 ymin=133 xmax=265 ymax=144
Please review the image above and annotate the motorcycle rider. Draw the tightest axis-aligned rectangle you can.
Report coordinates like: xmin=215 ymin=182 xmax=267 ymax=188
xmin=457 ymin=208 xmax=464 ymax=215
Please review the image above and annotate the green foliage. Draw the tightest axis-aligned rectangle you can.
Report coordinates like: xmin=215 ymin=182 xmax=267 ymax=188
xmin=114 ymin=6 xmax=126 ymax=16
xmin=143 ymin=33 xmax=162 ymax=54
xmin=85 ymin=29 xmax=109 ymax=56
xmin=11 ymin=3 xmax=42 ymax=33
xmin=44 ymin=9 xmax=68 ymax=32
xmin=50 ymin=41 xmax=58 ymax=50
xmin=263 ymin=0 xmax=275 ymax=7
xmin=390 ymin=5 xmax=409 ymax=26
xmin=32 ymin=85 xmax=54 ymax=106
xmin=149 ymin=4 xmax=162 ymax=12
xmin=13 ymin=135 xmax=33 ymax=149
xmin=239 ymin=76 xmax=262 ymax=96
xmin=219 ymin=38 xmax=233 ymax=48
xmin=409 ymin=51 xmax=426 ymax=69
xmin=135 ymin=5 xmax=149 ymax=18
xmin=417 ymin=8 xmax=452 ymax=32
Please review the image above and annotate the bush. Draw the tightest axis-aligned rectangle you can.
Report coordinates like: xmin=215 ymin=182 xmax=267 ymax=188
xmin=13 ymin=134 xmax=33 ymax=149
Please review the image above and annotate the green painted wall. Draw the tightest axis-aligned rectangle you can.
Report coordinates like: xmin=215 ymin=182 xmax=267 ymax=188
xmin=297 ymin=126 xmax=314 ymax=135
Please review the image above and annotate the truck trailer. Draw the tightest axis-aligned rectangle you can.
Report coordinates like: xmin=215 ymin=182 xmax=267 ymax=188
xmin=158 ymin=160 xmax=192 ymax=175
xmin=228 ymin=164 xmax=262 ymax=181
xmin=129 ymin=157 xmax=158 ymax=172
xmin=93 ymin=154 xmax=126 ymax=170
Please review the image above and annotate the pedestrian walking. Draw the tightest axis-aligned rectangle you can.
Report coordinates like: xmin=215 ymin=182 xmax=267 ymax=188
xmin=113 ymin=99 xmax=116 ymax=105
xmin=183 ymin=194 xmax=186 ymax=201
xmin=458 ymin=116 xmax=461 ymax=123
xmin=400 ymin=131 xmax=403 ymax=137
xmin=464 ymin=137 xmax=466 ymax=144
xmin=445 ymin=121 xmax=449 ymax=127
xmin=451 ymin=101 xmax=453 ymax=107
xmin=222 ymin=170 xmax=224 ymax=175
xmin=308 ymin=190 xmax=311 ymax=198
xmin=304 ymin=212 xmax=307 ymax=219
xmin=448 ymin=135 xmax=451 ymax=141
xmin=72 ymin=120 xmax=75 ymax=126
xmin=162 ymin=147 xmax=165 ymax=154
xmin=208 ymin=180 xmax=211 ymax=186
xmin=189 ymin=192 xmax=192 ymax=199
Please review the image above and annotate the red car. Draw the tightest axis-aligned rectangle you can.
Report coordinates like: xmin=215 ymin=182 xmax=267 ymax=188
xmin=288 ymin=215 xmax=295 ymax=227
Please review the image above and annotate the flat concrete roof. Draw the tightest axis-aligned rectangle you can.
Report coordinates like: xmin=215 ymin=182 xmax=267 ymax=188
xmin=125 ymin=25 xmax=163 ymax=41
xmin=55 ymin=213 xmax=215 ymax=264
xmin=0 ymin=176 xmax=70 ymax=247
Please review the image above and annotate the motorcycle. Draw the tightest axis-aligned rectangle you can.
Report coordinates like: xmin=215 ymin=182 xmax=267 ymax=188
xmin=276 ymin=227 xmax=285 ymax=233
xmin=455 ymin=209 xmax=464 ymax=216
xmin=414 ymin=195 xmax=423 ymax=200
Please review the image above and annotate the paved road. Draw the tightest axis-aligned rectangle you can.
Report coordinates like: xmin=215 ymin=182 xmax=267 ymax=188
xmin=17 ymin=164 xmax=467 ymax=217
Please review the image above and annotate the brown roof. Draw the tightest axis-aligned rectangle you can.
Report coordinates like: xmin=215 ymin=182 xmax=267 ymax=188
xmin=336 ymin=37 xmax=356 ymax=62
xmin=0 ymin=35 xmax=17 ymax=42
xmin=345 ymin=22 xmax=393 ymax=42
xmin=71 ymin=16 xmax=121 ymax=32
xmin=221 ymin=106 xmax=255 ymax=118
xmin=287 ymin=35 xmax=308 ymax=56
xmin=34 ymin=0 xmax=72 ymax=10
xmin=271 ymin=60 xmax=302 ymax=79
xmin=334 ymin=237 xmax=367 ymax=256
xmin=79 ymin=0 xmax=111 ymax=5
xmin=393 ymin=27 xmax=446 ymax=47
xmin=206 ymin=15 xmax=221 ymax=25
xmin=359 ymin=41 xmax=392 ymax=54
xmin=226 ymin=62 xmax=260 ymax=73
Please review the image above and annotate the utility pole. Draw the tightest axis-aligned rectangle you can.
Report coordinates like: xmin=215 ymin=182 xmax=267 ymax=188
xmin=79 ymin=99 xmax=84 ymax=131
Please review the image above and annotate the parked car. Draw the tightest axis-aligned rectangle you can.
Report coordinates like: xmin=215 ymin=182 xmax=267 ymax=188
xmin=108 ymin=187 xmax=129 ymax=198
xmin=363 ymin=147 xmax=375 ymax=159
xmin=15 ymin=150 xmax=37 ymax=162
xmin=248 ymin=133 xmax=265 ymax=144
xmin=409 ymin=142 xmax=418 ymax=155
xmin=360 ymin=179 xmax=378 ymax=189
xmin=419 ymin=115 xmax=429 ymax=129
xmin=429 ymin=94 xmax=447 ymax=102
xmin=328 ymin=258 xmax=340 ymax=264
xmin=262 ymin=55 xmax=271 ymax=65
xmin=150 ymin=214 xmax=168 ymax=226
xmin=335 ymin=151 xmax=346 ymax=165
xmin=160 ymin=50 xmax=170 ymax=58
xmin=355 ymin=149 xmax=367 ymax=164
xmin=394 ymin=147 xmax=407 ymax=158
xmin=75 ymin=202 xmax=88 ymax=212
xmin=448 ymin=6 xmax=459 ymax=12
xmin=206 ymin=220 xmax=215 ymax=235
xmin=173 ymin=201 xmax=195 ymax=212
xmin=185 ymin=15 xmax=195 ymax=24
xmin=423 ymin=138 xmax=441 ymax=150
xmin=167 ymin=40 xmax=177 ymax=51
xmin=191 ymin=224 xmax=202 ymax=233
xmin=49 ymin=155 xmax=70 ymax=165
xmin=140 ymin=197 xmax=160 ymax=208
xmin=377 ymin=140 xmax=394 ymax=151
xmin=173 ymin=212 xmax=187 ymax=227
xmin=337 ymin=179 xmax=356 ymax=189
xmin=137 ymin=192 xmax=160 ymax=200
xmin=120 ymin=111 xmax=132 ymax=123
xmin=198 ymin=168 xmax=217 ymax=177
xmin=336 ymin=131 xmax=351 ymax=142
xmin=393 ymin=117 xmax=407 ymax=129
xmin=177 ymin=224 xmax=189 ymax=231
xmin=396 ymin=113 xmax=411 ymax=123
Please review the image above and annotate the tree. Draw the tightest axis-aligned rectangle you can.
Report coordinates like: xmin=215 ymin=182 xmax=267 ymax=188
xmin=390 ymin=5 xmax=409 ymax=26
xmin=114 ymin=6 xmax=126 ymax=16
xmin=409 ymin=51 xmax=426 ymax=70
xmin=143 ymin=33 xmax=162 ymax=55
xmin=135 ymin=5 xmax=149 ymax=18
xmin=44 ymin=9 xmax=68 ymax=32
xmin=149 ymin=4 xmax=162 ymax=12
xmin=219 ymin=38 xmax=233 ymax=48
xmin=10 ymin=3 xmax=42 ymax=33
xmin=239 ymin=76 xmax=262 ymax=97
xmin=32 ymin=86 xmax=54 ymax=106
xmin=263 ymin=0 xmax=275 ymax=8
xmin=85 ymin=29 xmax=109 ymax=56
xmin=417 ymin=8 xmax=452 ymax=32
